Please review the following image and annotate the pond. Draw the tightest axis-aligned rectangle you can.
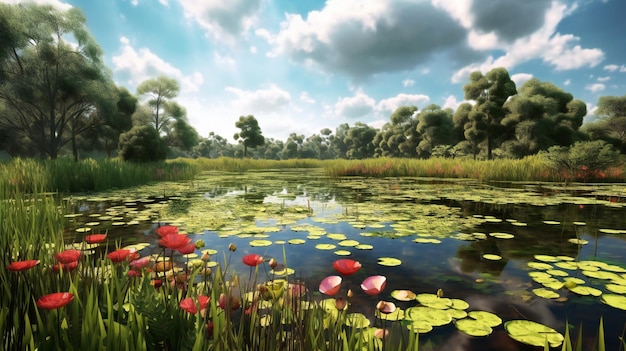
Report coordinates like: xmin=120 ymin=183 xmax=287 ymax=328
xmin=64 ymin=169 xmax=626 ymax=350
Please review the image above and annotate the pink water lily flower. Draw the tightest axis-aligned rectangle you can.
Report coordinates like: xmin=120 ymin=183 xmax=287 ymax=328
xmin=130 ymin=256 xmax=151 ymax=269
xmin=361 ymin=275 xmax=386 ymax=296
xmin=332 ymin=259 xmax=362 ymax=276
xmin=319 ymin=275 xmax=342 ymax=296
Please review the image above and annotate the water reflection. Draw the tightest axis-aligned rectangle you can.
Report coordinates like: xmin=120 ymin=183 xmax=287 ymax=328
xmin=63 ymin=170 xmax=626 ymax=351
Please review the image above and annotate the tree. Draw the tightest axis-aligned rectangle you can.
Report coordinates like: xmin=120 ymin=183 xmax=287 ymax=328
xmin=234 ymin=115 xmax=264 ymax=157
xmin=136 ymin=76 xmax=179 ymax=133
xmin=344 ymin=122 xmax=377 ymax=159
xmin=415 ymin=104 xmax=454 ymax=158
xmin=98 ymin=87 xmax=136 ymax=157
xmin=0 ymin=3 xmax=116 ymax=159
xmin=373 ymin=106 xmax=419 ymax=157
xmin=118 ymin=125 xmax=168 ymax=162
xmin=587 ymin=95 xmax=626 ymax=152
xmin=463 ymin=67 xmax=517 ymax=159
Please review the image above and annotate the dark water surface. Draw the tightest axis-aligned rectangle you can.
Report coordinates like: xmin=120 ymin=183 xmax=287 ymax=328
xmin=64 ymin=170 xmax=626 ymax=350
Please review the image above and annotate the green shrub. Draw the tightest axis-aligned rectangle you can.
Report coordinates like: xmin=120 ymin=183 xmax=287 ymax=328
xmin=118 ymin=126 xmax=168 ymax=162
xmin=542 ymin=140 xmax=621 ymax=181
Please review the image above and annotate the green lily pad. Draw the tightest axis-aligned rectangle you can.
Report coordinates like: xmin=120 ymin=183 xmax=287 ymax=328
xmin=534 ymin=255 xmax=559 ymax=262
xmin=467 ymin=311 xmax=502 ymax=327
xmin=489 ymin=232 xmax=514 ymax=239
xmin=407 ymin=320 xmax=433 ymax=334
xmin=504 ymin=320 xmax=564 ymax=347
xmin=569 ymin=285 xmax=602 ymax=296
xmin=345 ymin=313 xmax=370 ymax=328
xmin=390 ymin=290 xmax=416 ymax=301
xmin=338 ymin=240 xmax=359 ymax=247
xmin=606 ymin=284 xmax=626 ymax=294
xmin=327 ymin=233 xmax=347 ymax=240
xmin=447 ymin=308 xmax=468 ymax=319
xmin=533 ymin=288 xmax=559 ymax=299
xmin=315 ymin=244 xmax=336 ymax=250
xmin=376 ymin=308 xmax=405 ymax=321
xmin=601 ymin=294 xmax=626 ymax=310
xmin=568 ymin=238 xmax=588 ymax=245
xmin=450 ymin=299 xmax=470 ymax=310
xmin=543 ymin=220 xmax=561 ymax=225
xmin=582 ymin=270 xmax=619 ymax=280
xmin=288 ymin=239 xmax=306 ymax=245
xmin=546 ymin=269 xmax=569 ymax=277
xmin=413 ymin=238 xmax=442 ymax=244
xmin=377 ymin=257 xmax=402 ymax=267
xmin=455 ymin=318 xmax=493 ymax=337
xmin=528 ymin=262 xmax=553 ymax=270
xmin=405 ymin=306 xmax=452 ymax=326
xmin=249 ymin=240 xmax=272 ymax=247
xmin=482 ymin=254 xmax=502 ymax=261
xmin=333 ymin=250 xmax=351 ymax=256
xmin=354 ymin=244 xmax=373 ymax=250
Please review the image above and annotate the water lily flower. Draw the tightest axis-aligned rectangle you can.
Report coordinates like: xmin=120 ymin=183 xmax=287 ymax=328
xmin=335 ymin=297 xmax=347 ymax=310
xmin=218 ymin=293 xmax=241 ymax=311
xmin=151 ymin=279 xmax=163 ymax=288
xmin=85 ymin=233 xmax=107 ymax=244
xmin=376 ymin=300 xmax=396 ymax=313
xmin=268 ymin=258 xmax=278 ymax=269
xmin=158 ymin=234 xmax=192 ymax=250
xmin=107 ymin=249 xmax=136 ymax=263
xmin=36 ymin=292 xmax=74 ymax=309
xmin=55 ymin=249 xmax=81 ymax=264
xmin=242 ymin=254 xmax=264 ymax=267
xmin=6 ymin=259 xmax=40 ymax=272
xmin=130 ymin=256 xmax=151 ymax=269
xmin=361 ymin=275 xmax=386 ymax=296
xmin=177 ymin=243 xmax=196 ymax=255
xmin=52 ymin=260 xmax=79 ymax=273
xmin=156 ymin=225 xmax=179 ymax=237
xmin=179 ymin=295 xmax=210 ymax=314
xmin=319 ymin=275 xmax=342 ymax=296
xmin=333 ymin=259 xmax=362 ymax=276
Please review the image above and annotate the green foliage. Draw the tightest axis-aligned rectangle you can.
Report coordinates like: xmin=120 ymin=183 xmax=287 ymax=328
xmin=234 ymin=115 xmax=265 ymax=157
xmin=542 ymin=140 xmax=621 ymax=181
xmin=118 ymin=126 xmax=169 ymax=163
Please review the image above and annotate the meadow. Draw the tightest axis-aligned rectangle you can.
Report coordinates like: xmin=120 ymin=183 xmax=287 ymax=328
xmin=2 ymin=156 xmax=626 ymax=350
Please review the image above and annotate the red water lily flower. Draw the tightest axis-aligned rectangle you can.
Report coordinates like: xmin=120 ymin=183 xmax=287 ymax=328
xmin=333 ymin=259 xmax=362 ymax=276
xmin=156 ymin=225 xmax=179 ymax=237
xmin=107 ymin=249 xmax=138 ymax=263
xmin=242 ymin=254 xmax=264 ymax=267
xmin=158 ymin=234 xmax=192 ymax=250
xmin=6 ymin=259 xmax=40 ymax=272
xmin=177 ymin=243 xmax=196 ymax=255
xmin=319 ymin=275 xmax=342 ymax=296
xmin=85 ymin=234 xmax=107 ymax=244
xmin=179 ymin=295 xmax=210 ymax=314
xmin=52 ymin=260 xmax=79 ymax=273
xmin=361 ymin=275 xmax=386 ymax=296
xmin=36 ymin=292 xmax=74 ymax=309
xmin=55 ymin=249 xmax=81 ymax=264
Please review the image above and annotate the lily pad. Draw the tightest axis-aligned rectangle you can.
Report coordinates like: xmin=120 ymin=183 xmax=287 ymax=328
xmin=528 ymin=262 xmax=553 ymax=270
xmin=505 ymin=320 xmax=563 ymax=347
xmin=482 ymin=254 xmax=502 ymax=261
xmin=467 ymin=311 xmax=502 ymax=327
xmin=533 ymin=288 xmax=559 ymax=299
xmin=390 ymin=290 xmax=416 ymax=301
xmin=315 ymin=244 xmax=336 ymax=250
xmin=249 ymin=240 xmax=273 ymax=247
xmin=407 ymin=320 xmax=433 ymax=334
xmin=534 ymin=255 xmax=559 ymax=263
xmin=568 ymin=285 xmax=602 ymax=296
xmin=405 ymin=306 xmax=452 ymax=326
xmin=449 ymin=299 xmax=470 ymax=310
xmin=601 ymin=294 xmax=626 ymax=310
xmin=455 ymin=318 xmax=493 ymax=337
xmin=354 ymin=244 xmax=373 ymax=250
xmin=345 ymin=313 xmax=370 ymax=328
xmin=333 ymin=250 xmax=351 ymax=256
xmin=377 ymin=257 xmax=402 ymax=267
xmin=338 ymin=240 xmax=360 ymax=247
xmin=288 ymin=239 xmax=306 ymax=245
xmin=606 ymin=284 xmax=626 ymax=294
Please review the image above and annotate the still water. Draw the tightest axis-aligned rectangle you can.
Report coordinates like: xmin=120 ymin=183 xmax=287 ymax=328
xmin=65 ymin=169 xmax=626 ymax=350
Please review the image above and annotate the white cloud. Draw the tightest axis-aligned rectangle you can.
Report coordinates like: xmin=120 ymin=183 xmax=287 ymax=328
xmin=299 ymin=92 xmax=316 ymax=104
xmin=225 ymin=84 xmax=292 ymax=114
xmin=402 ymin=79 xmax=415 ymax=87
xmin=334 ymin=90 xmax=377 ymax=118
xmin=511 ymin=73 xmax=533 ymax=87
xmin=564 ymin=79 xmax=571 ymax=86
xmin=585 ymin=83 xmax=605 ymax=93
xmin=131 ymin=0 xmax=138 ymax=6
xmin=377 ymin=93 xmax=430 ymax=114
xmin=0 ymin=0 xmax=71 ymax=10
xmin=442 ymin=95 xmax=461 ymax=111
xmin=214 ymin=53 xmax=236 ymax=68
xmin=451 ymin=2 xmax=604 ymax=83
xmin=597 ymin=76 xmax=611 ymax=82
xmin=603 ymin=64 xmax=626 ymax=72
xmin=177 ymin=0 xmax=262 ymax=40
xmin=112 ymin=36 xmax=204 ymax=93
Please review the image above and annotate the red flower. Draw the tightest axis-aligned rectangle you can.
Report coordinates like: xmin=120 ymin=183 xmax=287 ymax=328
xmin=177 ymin=243 xmax=196 ymax=255
xmin=6 ymin=259 xmax=40 ymax=272
xmin=107 ymin=249 xmax=137 ymax=263
xmin=158 ymin=234 xmax=192 ymax=250
xmin=85 ymin=234 xmax=107 ymax=244
xmin=151 ymin=279 xmax=163 ymax=288
xmin=52 ymin=260 xmax=79 ymax=273
xmin=36 ymin=292 xmax=74 ymax=309
xmin=156 ymin=225 xmax=179 ymax=237
xmin=242 ymin=254 xmax=264 ymax=267
xmin=55 ymin=249 xmax=81 ymax=264
xmin=332 ymin=259 xmax=362 ymax=276
xmin=127 ymin=269 xmax=142 ymax=278
xmin=179 ymin=295 xmax=210 ymax=314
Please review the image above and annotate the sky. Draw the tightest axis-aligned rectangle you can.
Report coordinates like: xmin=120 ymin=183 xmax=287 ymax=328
xmin=4 ymin=0 xmax=626 ymax=142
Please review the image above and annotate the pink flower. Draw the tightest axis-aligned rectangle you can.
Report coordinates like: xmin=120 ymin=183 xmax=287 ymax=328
xmin=319 ymin=275 xmax=342 ymax=296
xmin=180 ymin=295 xmax=210 ymax=314
xmin=332 ymin=259 xmax=361 ymax=276
xmin=218 ymin=293 xmax=240 ymax=311
xmin=242 ymin=254 xmax=264 ymax=267
xmin=361 ymin=275 xmax=386 ymax=296
xmin=130 ymin=256 xmax=151 ymax=269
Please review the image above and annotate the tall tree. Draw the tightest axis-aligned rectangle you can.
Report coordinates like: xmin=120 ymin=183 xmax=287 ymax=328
xmin=0 ymin=3 xmax=115 ymax=159
xmin=136 ymin=76 xmax=180 ymax=133
xmin=463 ymin=67 xmax=517 ymax=159
xmin=415 ymin=104 xmax=454 ymax=158
xmin=344 ymin=122 xmax=377 ymax=159
xmin=234 ymin=115 xmax=264 ymax=157
xmin=586 ymin=95 xmax=626 ymax=152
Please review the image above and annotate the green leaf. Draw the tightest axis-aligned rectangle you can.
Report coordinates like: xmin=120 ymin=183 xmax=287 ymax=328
xmin=601 ymin=294 xmax=626 ymax=310
xmin=455 ymin=318 xmax=493 ymax=337
xmin=505 ymin=320 xmax=564 ymax=348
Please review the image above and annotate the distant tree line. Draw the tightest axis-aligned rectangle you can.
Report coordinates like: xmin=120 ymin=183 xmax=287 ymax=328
xmin=1 ymin=3 xmax=625 ymax=162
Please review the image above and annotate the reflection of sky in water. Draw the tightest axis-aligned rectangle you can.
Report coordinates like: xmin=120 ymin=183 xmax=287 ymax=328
xmin=64 ymin=173 xmax=626 ymax=351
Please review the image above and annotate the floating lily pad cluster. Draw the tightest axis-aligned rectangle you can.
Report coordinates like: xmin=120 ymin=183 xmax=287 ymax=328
xmin=526 ymin=254 xmax=626 ymax=310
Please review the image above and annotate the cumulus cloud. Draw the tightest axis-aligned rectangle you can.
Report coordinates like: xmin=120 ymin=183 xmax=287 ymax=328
xmin=604 ymin=64 xmax=626 ymax=72
xmin=585 ymin=83 xmax=605 ymax=93
xmin=511 ymin=73 xmax=533 ymax=87
xmin=112 ymin=36 xmax=204 ymax=93
xmin=402 ymin=79 xmax=415 ymax=87
xmin=334 ymin=90 xmax=377 ymax=118
xmin=377 ymin=93 xmax=430 ymax=114
xmin=214 ymin=53 xmax=236 ymax=68
xmin=564 ymin=79 xmax=571 ymax=86
xmin=597 ymin=76 xmax=611 ymax=82
xmin=299 ymin=92 xmax=316 ymax=104
xmin=333 ymin=89 xmax=430 ymax=119
xmin=177 ymin=0 xmax=261 ymax=40
xmin=269 ymin=0 xmax=470 ymax=79
xmin=450 ymin=2 xmax=604 ymax=82
xmin=225 ymin=84 xmax=291 ymax=114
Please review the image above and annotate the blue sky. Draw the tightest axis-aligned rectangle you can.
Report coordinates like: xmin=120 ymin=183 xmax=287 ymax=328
xmin=4 ymin=0 xmax=626 ymax=142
